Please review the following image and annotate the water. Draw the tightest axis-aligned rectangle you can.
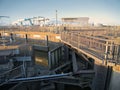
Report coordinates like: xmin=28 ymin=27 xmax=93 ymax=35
xmin=35 ymin=50 xmax=48 ymax=66
xmin=109 ymin=70 xmax=120 ymax=90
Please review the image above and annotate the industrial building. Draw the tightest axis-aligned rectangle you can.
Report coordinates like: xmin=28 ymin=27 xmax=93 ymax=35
xmin=61 ymin=17 xmax=89 ymax=27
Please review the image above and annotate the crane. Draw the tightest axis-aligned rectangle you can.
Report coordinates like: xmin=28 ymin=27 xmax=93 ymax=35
xmin=12 ymin=16 xmax=49 ymax=26
xmin=13 ymin=18 xmax=33 ymax=26
xmin=24 ymin=18 xmax=34 ymax=26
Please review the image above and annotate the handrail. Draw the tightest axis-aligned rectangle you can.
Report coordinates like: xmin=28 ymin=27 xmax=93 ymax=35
xmin=61 ymin=31 xmax=120 ymax=64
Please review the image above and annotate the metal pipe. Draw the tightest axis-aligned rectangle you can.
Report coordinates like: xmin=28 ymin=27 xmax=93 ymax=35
xmin=8 ymin=72 xmax=72 ymax=83
xmin=0 ymin=65 xmax=23 ymax=76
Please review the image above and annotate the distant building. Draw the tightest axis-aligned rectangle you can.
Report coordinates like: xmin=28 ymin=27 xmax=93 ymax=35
xmin=61 ymin=17 xmax=89 ymax=27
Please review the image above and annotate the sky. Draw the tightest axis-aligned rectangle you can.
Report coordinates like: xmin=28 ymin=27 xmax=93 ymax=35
xmin=0 ymin=0 xmax=120 ymax=25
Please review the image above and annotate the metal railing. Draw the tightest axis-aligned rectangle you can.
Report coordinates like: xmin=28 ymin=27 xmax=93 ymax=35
xmin=48 ymin=46 xmax=63 ymax=69
xmin=61 ymin=31 xmax=120 ymax=64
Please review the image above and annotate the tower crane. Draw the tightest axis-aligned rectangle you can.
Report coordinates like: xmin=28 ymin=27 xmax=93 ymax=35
xmin=24 ymin=18 xmax=34 ymax=26
xmin=15 ymin=18 xmax=33 ymax=26
xmin=12 ymin=16 xmax=49 ymax=26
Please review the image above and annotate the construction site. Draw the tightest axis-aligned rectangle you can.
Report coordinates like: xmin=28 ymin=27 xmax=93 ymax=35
xmin=0 ymin=16 xmax=120 ymax=90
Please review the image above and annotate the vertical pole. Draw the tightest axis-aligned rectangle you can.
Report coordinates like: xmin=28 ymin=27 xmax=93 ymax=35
xmin=56 ymin=10 xmax=58 ymax=27
xmin=46 ymin=35 xmax=48 ymax=46
xmin=56 ymin=10 xmax=58 ymax=33
xmin=104 ymin=41 xmax=108 ymax=65
xmin=44 ymin=18 xmax=45 ymax=27
xmin=25 ymin=34 xmax=28 ymax=43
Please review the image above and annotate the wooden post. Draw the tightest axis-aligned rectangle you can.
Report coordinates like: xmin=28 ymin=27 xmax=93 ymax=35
xmin=25 ymin=34 xmax=28 ymax=43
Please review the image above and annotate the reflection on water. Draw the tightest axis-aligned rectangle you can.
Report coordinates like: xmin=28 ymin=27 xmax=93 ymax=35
xmin=35 ymin=50 xmax=48 ymax=66
xmin=34 ymin=50 xmax=92 ymax=90
xmin=109 ymin=71 xmax=120 ymax=90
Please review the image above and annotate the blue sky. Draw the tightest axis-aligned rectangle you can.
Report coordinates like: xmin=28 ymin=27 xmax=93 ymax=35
xmin=0 ymin=0 xmax=120 ymax=25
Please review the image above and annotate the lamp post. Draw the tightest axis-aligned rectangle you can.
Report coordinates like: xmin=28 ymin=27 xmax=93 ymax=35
xmin=56 ymin=10 xmax=58 ymax=33
xmin=56 ymin=10 xmax=58 ymax=27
